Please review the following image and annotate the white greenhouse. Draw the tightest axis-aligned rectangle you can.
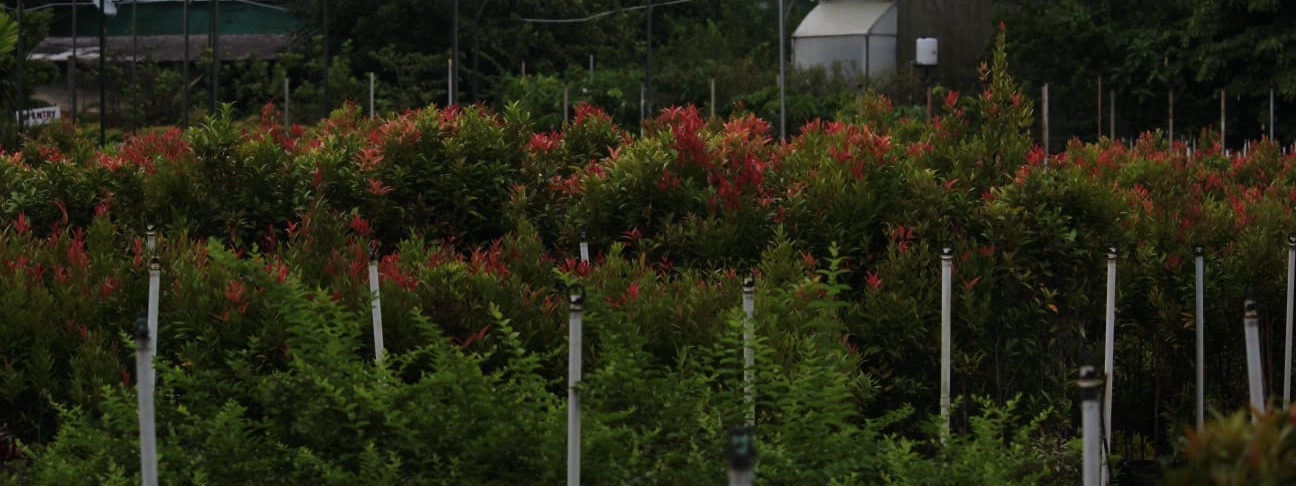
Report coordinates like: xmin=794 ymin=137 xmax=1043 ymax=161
xmin=792 ymin=0 xmax=898 ymax=78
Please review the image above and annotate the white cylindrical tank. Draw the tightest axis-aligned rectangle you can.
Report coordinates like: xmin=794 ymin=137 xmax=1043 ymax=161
xmin=916 ymin=37 xmax=938 ymax=66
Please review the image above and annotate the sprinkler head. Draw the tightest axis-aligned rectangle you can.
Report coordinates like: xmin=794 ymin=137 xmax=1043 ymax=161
xmin=1193 ymin=244 xmax=1204 ymax=257
xmin=568 ymin=283 xmax=585 ymax=307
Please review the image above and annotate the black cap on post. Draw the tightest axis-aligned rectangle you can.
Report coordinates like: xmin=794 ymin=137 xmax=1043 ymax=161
xmin=1288 ymin=232 xmax=1296 ymax=248
xmin=941 ymin=243 xmax=953 ymax=259
xmin=135 ymin=312 xmax=149 ymax=342
xmin=1244 ymin=287 xmax=1258 ymax=320
xmin=1193 ymin=244 xmax=1204 ymax=257
xmin=742 ymin=272 xmax=755 ymax=294
xmin=1077 ymin=365 xmax=1101 ymax=401
xmin=568 ymin=283 xmax=585 ymax=308
xmin=369 ymin=242 xmax=378 ymax=262
xmin=1107 ymin=244 xmax=1119 ymax=259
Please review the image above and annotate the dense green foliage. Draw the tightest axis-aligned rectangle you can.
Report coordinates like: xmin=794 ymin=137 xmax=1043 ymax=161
xmin=2 ymin=27 xmax=1296 ymax=483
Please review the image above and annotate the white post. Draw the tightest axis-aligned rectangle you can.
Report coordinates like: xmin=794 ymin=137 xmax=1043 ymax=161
xmin=447 ymin=59 xmax=454 ymax=107
xmin=940 ymin=246 xmax=953 ymax=439
xmin=710 ymin=78 xmax=717 ymax=118
xmin=369 ymin=72 xmax=375 ymax=118
xmin=1244 ymin=292 xmax=1264 ymax=418
xmin=138 ymin=248 xmax=161 ymax=486
xmin=1286 ymin=234 xmax=1296 ymax=406
xmin=368 ymin=247 xmax=384 ymax=362
xmin=1194 ymin=245 xmax=1205 ymax=430
xmin=1080 ymin=365 xmax=1101 ymax=486
xmin=742 ymin=276 xmax=756 ymax=426
xmin=283 ymin=77 xmax=290 ymax=128
xmin=1042 ymin=83 xmax=1050 ymax=155
xmin=1102 ymin=245 xmax=1117 ymax=486
xmin=567 ymin=285 xmax=584 ymax=486
xmin=579 ymin=230 xmax=590 ymax=264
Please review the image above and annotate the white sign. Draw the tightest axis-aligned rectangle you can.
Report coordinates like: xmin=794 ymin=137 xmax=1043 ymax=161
xmin=15 ymin=106 xmax=61 ymax=128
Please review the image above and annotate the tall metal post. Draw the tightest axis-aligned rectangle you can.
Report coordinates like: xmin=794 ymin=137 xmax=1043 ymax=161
xmin=1244 ymin=291 xmax=1264 ymax=418
xmin=1080 ymin=365 xmax=1101 ymax=486
xmin=99 ymin=0 xmax=106 ymax=146
xmin=210 ymin=0 xmax=219 ymax=113
xmin=566 ymin=284 xmax=585 ymax=486
xmin=645 ymin=0 xmax=653 ymax=116
xmin=940 ymin=245 xmax=953 ymax=438
xmin=1042 ymin=83 xmax=1050 ymax=154
xmin=1194 ymin=245 xmax=1205 ymax=430
xmin=742 ymin=276 xmax=756 ymax=426
xmin=182 ymin=0 xmax=189 ymax=127
xmin=368 ymin=245 xmax=384 ymax=362
xmin=72 ymin=0 xmax=78 ymax=123
xmin=135 ymin=314 xmax=157 ymax=486
xmin=1102 ymin=245 xmax=1117 ymax=486
xmin=1286 ymin=234 xmax=1296 ymax=405
xmin=777 ymin=0 xmax=786 ymax=140
xmin=451 ymin=0 xmax=458 ymax=105
xmin=16 ymin=0 xmax=23 ymax=137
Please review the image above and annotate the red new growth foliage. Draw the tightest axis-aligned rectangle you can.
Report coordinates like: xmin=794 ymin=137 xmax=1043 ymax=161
xmin=573 ymin=103 xmax=611 ymax=126
xmin=527 ymin=131 xmax=562 ymax=154
xmin=14 ymin=213 xmax=29 ymax=235
xmin=866 ymin=271 xmax=883 ymax=290
xmin=380 ymin=253 xmax=420 ymax=290
xmin=366 ymin=178 xmax=393 ymax=196
xmin=350 ymin=214 xmax=372 ymax=237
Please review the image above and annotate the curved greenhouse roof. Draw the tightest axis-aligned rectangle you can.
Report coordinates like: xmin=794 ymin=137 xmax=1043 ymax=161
xmin=793 ymin=0 xmax=897 ymax=39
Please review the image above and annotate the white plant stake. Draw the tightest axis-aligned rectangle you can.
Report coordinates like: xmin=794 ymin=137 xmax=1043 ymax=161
xmin=1103 ymin=245 xmax=1117 ymax=486
xmin=1286 ymin=234 xmax=1295 ymax=406
xmin=137 ymin=251 xmax=161 ymax=486
xmin=368 ymin=245 xmax=384 ymax=362
xmin=742 ymin=275 xmax=755 ymax=426
xmin=579 ymin=230 xmax=590 ymax=264
xmin=940 ymin=245 xmax=953 ymax=438
xmin=1245 ymin=292 xmax=1264 ymax=418
xmin=1080 ymin=365 xmax=1101 ymax=486
xmin=1194 ymin=245 xmax=1205 ymax=430
xmin=567 ymin=284 xmax=585 ymax=486
xmin=146 ymin=227 xmax=159 ymax=347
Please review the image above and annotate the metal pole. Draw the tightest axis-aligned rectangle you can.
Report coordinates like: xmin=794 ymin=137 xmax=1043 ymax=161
xmin=567 ymin=284 xmax=584 ymax=486
xmin=283 ymin=77 xmax=289 ymax=128
xmin=146 ymin=227 xmax=158 ymax=343
xmin=447 ymin=59 xmax=453 ymax=106
xmin=646 ymin=0 xmax=653 ymax=116
xmin=1080 ymin=365 xmax=1101 ymax=486
xmin=131 ymin=0 xmax=137 ymax=130
xmin=1221 ymin=89 xmax=1226 ymax=150
xmin=451 ymin=0 xmax=458 ymax=105
xmin=579 ymin=230 xmax=589 ymax=264
xmin=589 ymin=54 xmax=594 ymax=84
xmin=72 ymin=0 xmax=78 ymax=123
xmin=1194 ymin=245 xmax=1205 ymax=430
xmin=368 ymin=72 xmax=374 ymax=118
xmin=563 ymin=84 xmax=569 ymax=122
xmin=1097 ymin=76 xmax=1102 ymax=140
xmin=777 ymin=0 xmax=786 ymax=140
xmin=99 ymin=0 xmax=106 ymax=146
xmin=368 ymin=245 xmax=384 ymax=362
xmin=322 ymin=0 xmax=328 ymax=111
xmin=940 ymin=245 xmax=952 ymax=438
xmin=1271 ymin=89 xmax=1276 ymax=141
xmin=742 ymin=276 xmax=755 ymax=426
xmin=1244 ymin=291 xmax=1264 ymax=418
xmin=182 ymin=0 xmax=189 ymax=128
xmin=1102 ymin=245 xmax=1117 ymax=486
xmin=710 ymin=77 xmax=716 ymax=118
xmin=1286 ymin=234 xmax=1296 ymax=405
xmin=1042 ymin=83 xmax=1049 ymax=154
xmin=16 ymin=0 xmax=23 ymax=137
xmin=134 ymin=314 xmax=157 ymax=486
xmin=1109 ymin=91 xmax=1115 ymax=140
xmin=210 ymin=0 xmax=219 ymax=113
xmin=1169 ymin=89 xmax=1174 ymax=143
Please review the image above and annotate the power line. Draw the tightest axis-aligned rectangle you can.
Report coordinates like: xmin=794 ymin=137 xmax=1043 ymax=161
xmin=509 ymin=0 xmax=698 ymax=24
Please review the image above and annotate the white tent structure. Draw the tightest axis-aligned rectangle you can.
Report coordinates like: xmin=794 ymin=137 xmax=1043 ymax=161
xmin=792 ymin=0 xmax=898 ymax=78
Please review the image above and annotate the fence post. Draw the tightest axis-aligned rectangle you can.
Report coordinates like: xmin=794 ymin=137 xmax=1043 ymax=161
xmin=1194 ymin=244 xmax=1205 ymax=430
xmin=567 ymin=284 xmax=585 ymax=486
xmin=369 ymin=244 xmax=384 ymax=362
xmin=1244 ymin=290 xmax=1264 ymax=419
xmin=940 ymin=245 xmax=953 ymax=440
xmin=1286 ymin=234 xmax=1296 ymax=406
xmin=1080 ymin=365 xmax=1101 ymax=486
xmin=1102 ymin=245 xmax=1117 ymax=486
xmin=743 ymin=275 xmax=756 ymax=426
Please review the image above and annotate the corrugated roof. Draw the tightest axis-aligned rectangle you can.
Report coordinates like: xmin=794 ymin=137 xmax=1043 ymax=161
xmin=32 ymin=34 xmax=293 ymax=62
xmin=793 ymin=1 xmax=897 ymax=38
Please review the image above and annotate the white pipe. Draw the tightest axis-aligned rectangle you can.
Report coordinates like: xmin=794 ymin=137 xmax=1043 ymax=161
xmin=1102 ymin=245 xmax=1117 ymax=486
xmin=1080 ymin=366 xmax=1101 ymax=486
xmin=1245 ymin=294 xmax=1264 ymax=418
xmin=368 ymin=249 xmax=384 ymax=362
xmin=1286 ymin=235 xmax=1295 ymax=406
xmin=579 ymin=230 xmax=590 ymax=264
xmin=940 ymin=246 xmax=952 ymax=438
xmin=147 ymin=227 xmax=158 ymax=349
xmin=567 ymin=285 xmax=584 ymax=486
xmin=742 ymin=276 xmax=755 ymax=426
xmin=138 ymin=257 xmax=160 ymax=486
xmin=1194 ymin=245 xmax=1205 ymax=430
